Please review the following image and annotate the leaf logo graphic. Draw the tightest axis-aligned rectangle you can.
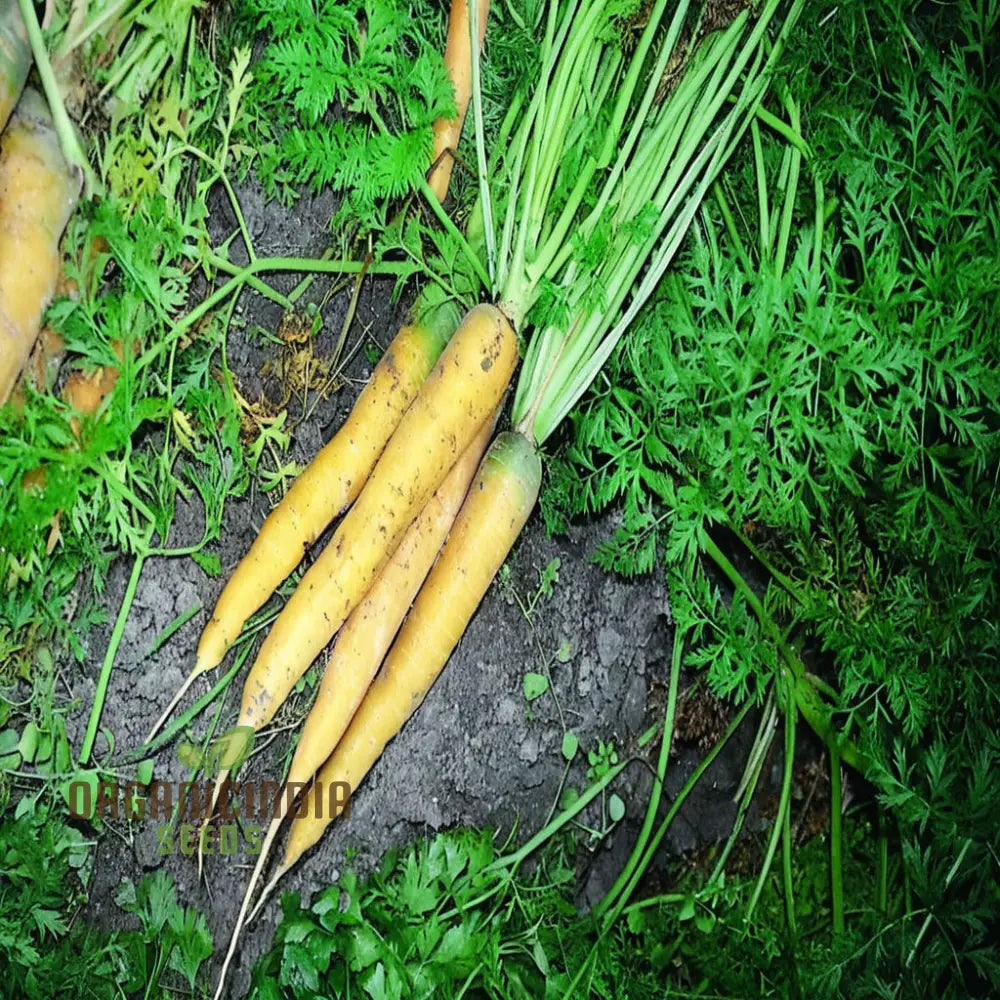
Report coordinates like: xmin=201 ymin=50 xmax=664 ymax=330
xmin=176 ymin=726 xmax=255 ymax=776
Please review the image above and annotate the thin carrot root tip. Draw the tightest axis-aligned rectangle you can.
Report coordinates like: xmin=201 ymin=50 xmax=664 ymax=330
xmin=248 ymin=868 xmax=285 ymax=925
xmin=198 ymin=767 xmax=232 ymax=881
xmin=214 ymin=818 xmax=283 ymax=1000
xmin=145 ymin=670 xmax=196 ymax=744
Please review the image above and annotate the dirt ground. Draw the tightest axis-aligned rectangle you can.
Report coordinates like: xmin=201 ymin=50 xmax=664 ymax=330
xmin=66 ymin=180 xmax=777 ymax=997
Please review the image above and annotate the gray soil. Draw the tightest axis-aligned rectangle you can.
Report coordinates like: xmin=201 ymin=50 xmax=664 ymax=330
xmin=65 ymin=180 xmax=782 ymax=997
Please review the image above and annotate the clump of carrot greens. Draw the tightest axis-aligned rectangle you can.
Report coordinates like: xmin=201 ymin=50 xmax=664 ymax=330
xmin=541 ymin=0 xmax=1000 ymax=994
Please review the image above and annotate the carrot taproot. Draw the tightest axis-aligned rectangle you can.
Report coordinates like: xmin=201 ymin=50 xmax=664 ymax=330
xmin=427 ymin=0 xmax=491 ymax=202
xmin=0 ymin=88 xmax=81 ymax=405
xmin=0 ymin=4 xmax=30 ymax=132
xmin=201 ymin=304 xmax=517 ymax=824
xmin=251 ymin=430 xmax=540 ymax=915
xmin=210 ymin=412 xmax=496 ymax=996
xmin=193 ymin=314 xmax=454 ymax=677
xmin=236 ymin=304 xmax=516 ymax=731
xmin=167 ymin=310 xmax=457 ymax=692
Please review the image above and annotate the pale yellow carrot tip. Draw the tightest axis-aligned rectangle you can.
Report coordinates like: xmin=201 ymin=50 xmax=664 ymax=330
xmin=197 ymin=766 xmax=232 ymax=881
xmin=214 ymin=817 xmax=284 ymax=999
xmin=144 ymin=669 xmax=198 ymax=744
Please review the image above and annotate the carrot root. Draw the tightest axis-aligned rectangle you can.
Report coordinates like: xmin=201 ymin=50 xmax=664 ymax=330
xmin=145 ymin=670 xmax=197 ymax=744
xmin=212 ymin=816 xmax=283 ymax=1000
xmin=427 ymin=0 xmax=492 ymax=201
xmin=247 ymin=864 xmax=285 ymax=925
xmin=0 ymin=88 xmax=81 ymax=405
xmin=234 ymin=303 xmax=517 ymax=735
xmin=198 ymin=765 xmax=231 ymax=881
xmin=277 ymin=430 xmax=540 ymax=876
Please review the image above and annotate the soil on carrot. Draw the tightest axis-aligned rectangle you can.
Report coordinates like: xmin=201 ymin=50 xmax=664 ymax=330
xmin=64 ymin=178 xmax=781 ymax=997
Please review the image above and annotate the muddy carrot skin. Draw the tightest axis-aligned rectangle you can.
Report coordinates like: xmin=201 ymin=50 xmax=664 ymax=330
xmin=278 ymin=430 xmax=540 ymax=872
xmin=211 ymin=414 xmax=497 ymax=999
xmin=235 ymin=304 xmax=518 ymax=733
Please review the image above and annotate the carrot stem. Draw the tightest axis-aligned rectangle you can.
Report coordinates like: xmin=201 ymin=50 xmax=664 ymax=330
xmin=79 ymin=549 xmax=147 ymax=765
xmin=595 ymin=626 xmax=683 ymax=918
xmin=15 ymin=0 xmax=98 ymax=196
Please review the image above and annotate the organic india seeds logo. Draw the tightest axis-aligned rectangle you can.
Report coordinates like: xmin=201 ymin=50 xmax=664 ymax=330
xmin=66 ymin=726 xmax=350 ymax=857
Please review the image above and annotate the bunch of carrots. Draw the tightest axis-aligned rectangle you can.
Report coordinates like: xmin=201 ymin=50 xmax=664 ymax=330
xmin=129 ymin=0 xmax=806 ymax=992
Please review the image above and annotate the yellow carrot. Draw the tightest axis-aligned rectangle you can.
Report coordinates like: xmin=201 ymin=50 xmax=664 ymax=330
xmin=256 ymin=430 xmax=540 ymax=908
xmin=236 ymin=304 xmax=516 ymax=733
xmin=148 ymin=313 xmax=459 ymax=742
xmin=0 ymin=89 xmax=81 ymax=405
xmin=427 ymin=0 xmax=491 ymax=202
xmin=211 ymin=412 xmax=496 ymax=998
xmin=288 ymin=413 xmax=496 ymax=788
xmin=202 ymin=304 xmax=517 ymax=827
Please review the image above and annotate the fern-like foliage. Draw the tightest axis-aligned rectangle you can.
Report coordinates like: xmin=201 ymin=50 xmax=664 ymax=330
xmin=545 ymin=2 xmax=1000 ymax=992
xmin=236 ymin=0 xmax=456 ymax=231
